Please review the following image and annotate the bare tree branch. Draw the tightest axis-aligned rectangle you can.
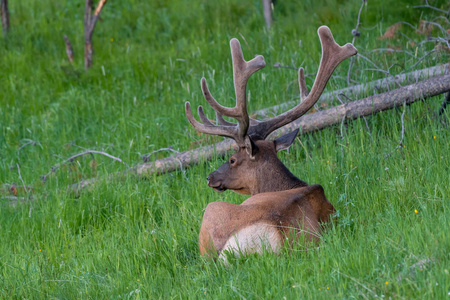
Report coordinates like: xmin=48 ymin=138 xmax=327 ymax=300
xmin=370 ymin=48 xmax=414 ymax=57
xmin=64 ymin=35 xmax=74 ymax=64
xmin=262 ymin=0 xmax=273 ymax=30
xmin=347 ymin=0 xmax=366 ymax=85
xmin=142 ymin=146 xmax=180 ymax=162
xmin=399 ymin=103 xmax=406 ymax=147
xmin=0 ymin=0 xmax=9 ymax=36
xmin=16 ymin=164 xmax=29 ymax=195
xmin=84 ymin=0 xmax=108 ymax=69
xmin=41 ymin=150 xmax=126 ymax=182
xmin=413 ymin=0 xmax=449 ymax=15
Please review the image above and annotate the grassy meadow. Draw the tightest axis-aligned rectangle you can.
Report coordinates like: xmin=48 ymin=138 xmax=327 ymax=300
xmin=1 ymin=0 xmax=449 ymax=298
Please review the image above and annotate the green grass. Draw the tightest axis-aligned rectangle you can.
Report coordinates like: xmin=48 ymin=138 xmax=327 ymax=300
xmin=0 ymin=0 xmax=449 ymax=298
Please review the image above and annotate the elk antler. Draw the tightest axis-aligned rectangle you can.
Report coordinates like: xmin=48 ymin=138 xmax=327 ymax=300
xmin=185 ymin=38 xmax=266 ymax=148
xmin=185 ymin=26 xmax=357 ymax=146
xmin=247 ymin=26 xmax=357 ymax=139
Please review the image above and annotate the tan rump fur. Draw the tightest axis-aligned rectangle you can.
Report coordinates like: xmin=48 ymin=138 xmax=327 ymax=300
xmin=220 ymin=223 xmax=282 ymax=256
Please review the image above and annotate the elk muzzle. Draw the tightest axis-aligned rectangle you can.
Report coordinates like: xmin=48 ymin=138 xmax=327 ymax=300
xmin=207 ymin=162 xmax=230 ymax=192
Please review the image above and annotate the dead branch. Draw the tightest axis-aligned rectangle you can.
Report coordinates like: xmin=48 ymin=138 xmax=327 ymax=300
xmin=84 ymin=0 xmax=108 ymax=69
xmin=413 ymin=1 xmax=449 ymax=15
xmin=70 ymin=74 xmax=450 ymax=195
xmin=142 ymin=146 xmax=180 ymax=162
xmin=0 ymin=0 xmax=9 ymax=36
xmin=16 ymin=163 xmax=33 ymax=216
xmin=272 ymin=63 xmax=298 ymax=70
xmin=18 ymin=139 xmax=39 ymax=151
xmin=42 ymin=150 xmax=126 ymax=182
xmin=410 ymin=49 xmax=436 ymax=70
xmin=262 ymin=0 xmax=273 ymax=30
xmin=64 ymin=35 xmax=74 ymax=64
xmin=0 ymin=196 xmax=26 ymax=207
xmin=0 ymin=183 xmax=33 ymax=196
xmin=347 ymin=0 xmax=366 ymax=85
xmin=397 ymin=103 xmax=407 ymax=149
xmin=336 ymin=94 xmax=347 ymax=140
xmin=16 ymin=164 xmax=29 ymax=195
xmin=337 ymin=93 xmax=372 ymax=139
xmin=370 ymin=48 xmax=414 ymax=57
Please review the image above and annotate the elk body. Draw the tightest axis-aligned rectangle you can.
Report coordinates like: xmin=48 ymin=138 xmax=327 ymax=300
xmin=185 ymin=26 xmax=357 ymax=258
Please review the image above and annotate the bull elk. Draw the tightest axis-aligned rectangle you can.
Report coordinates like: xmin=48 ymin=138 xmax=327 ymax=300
xmin=185 ymin=26 xmax=357 ymax=259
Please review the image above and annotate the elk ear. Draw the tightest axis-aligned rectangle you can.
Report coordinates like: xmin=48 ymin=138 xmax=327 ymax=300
xmin=244 ymin=136 xmax=259 ymax=159
xmin=274 ymin=128 xmax=299 ymax=152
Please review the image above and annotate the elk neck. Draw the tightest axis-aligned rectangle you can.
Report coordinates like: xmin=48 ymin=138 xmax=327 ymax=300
xmin=251 ymin=153 xmax=308 ymax=196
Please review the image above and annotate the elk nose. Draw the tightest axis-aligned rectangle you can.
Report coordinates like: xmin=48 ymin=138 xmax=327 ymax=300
xmin=206 ymin=175 xmax=210 ymax=182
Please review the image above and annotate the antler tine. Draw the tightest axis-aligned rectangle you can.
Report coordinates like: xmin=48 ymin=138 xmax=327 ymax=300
xmin=216 ymin=112 xmax=236 ymax=126
xmin=185 ymin=38 xmax=266 ymax=147
xmin=198 ymin=106 xmax=215 ymax=126
xmin=185 ymin=102 xmax=241 ymax=139
xmin=252 ymin=26 xmax=357 ymax=139
xmin=229 ymin=38 xmax=265 ymax=142
xmin=298 ymin=67 xmax=309 ymax=102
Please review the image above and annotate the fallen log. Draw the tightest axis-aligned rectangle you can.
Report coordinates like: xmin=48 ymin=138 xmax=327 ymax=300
xmin=70 ymin=73 xmax=450 ymax=194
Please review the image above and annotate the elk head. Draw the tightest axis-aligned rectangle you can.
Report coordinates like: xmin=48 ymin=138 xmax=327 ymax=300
xmin=185 ymin=26 xmax=357 ymax=196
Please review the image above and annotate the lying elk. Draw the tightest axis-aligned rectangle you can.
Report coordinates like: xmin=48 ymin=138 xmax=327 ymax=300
xmin=185 ymin=26 xmax=357 ymax=259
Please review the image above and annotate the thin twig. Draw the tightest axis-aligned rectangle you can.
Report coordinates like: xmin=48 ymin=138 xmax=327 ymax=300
xmin=363 ymin=65 xmax=402 ymax=88
xmin=397 ymin=31 xmax=416 ymax=44
xmin=409 ymin=49 xmax=436 ymax=71
xmin=356 ymin=53 xmax=381 ymax=69
xmin=398 ymin=21 xmax=418 ymax=31
xmin=413 ymin=0 xmax=449 ymax=14
xmin=64 ymin=35 xmax=74 ymax=64
xmin=16 ymin=164 xmax=33 ymax=215
xmin=338 ymin=93 xmax=372 ymax=139
xmin=370 ymin=48 xmax=414 ymax=57
xmin=0 ymin=196 xmax=26 ymax=207
xmin=364 ymin=67 xmax=402 ymax=88
xmin=142 ymin=146 xmax=180 ymax=162
xmin=385 ymin=102 xmax=407 ymax=159
xmin=272 ymin=63 xmax=297 ymax=70
xmin=422 ymin=21 xmax=450 ymax=37
xmin=335 ymin=270 xmax=376 ymax=296
xmin=336 ymin=94 xmax=347 ymax=140
xmin=41 ymin=150 xmax=126 ymax=182
xmin=340 ymin=114 xmax=346 ymax=140
xmin=17 ymin=139 xmax=41 ymax=162
xmin=347 ymin=0 xmax=366 ymax=85
xmin=16 ymin=164 xmax=29 ymax=195
xmin=18 ymin=139 xmax=39 ymax=151
xmin=398 ymin=102 xmax=406 ymax=148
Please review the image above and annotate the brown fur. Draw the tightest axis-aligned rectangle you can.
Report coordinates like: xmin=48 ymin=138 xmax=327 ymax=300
xmin=199 ymin=184 xmax=335 ymax=256
xmin=200 ymin=138 xmax=335 ymax=257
